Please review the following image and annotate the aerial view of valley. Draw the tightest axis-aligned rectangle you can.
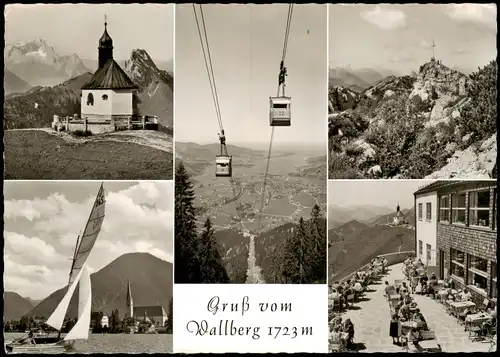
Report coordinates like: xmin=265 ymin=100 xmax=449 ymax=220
xmin=174 ymin=4 xmax=328 ymax=285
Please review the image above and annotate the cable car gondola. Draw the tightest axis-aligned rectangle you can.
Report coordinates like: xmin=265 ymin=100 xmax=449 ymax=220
xmin=215 ymin=155 xmax=232 ymax=177
xmin=270 ymin=58 xmax=291 ymax=126
xmin=269 ymin=96 xmax=291 ymax=126
xmin=215 ymin=131 xmax=232 ymax=177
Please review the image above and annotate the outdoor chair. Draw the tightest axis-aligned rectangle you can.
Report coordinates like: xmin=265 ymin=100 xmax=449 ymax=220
xmin=419 ymin=330 xmax=436 ymax=340
xmin=330 ymin=342 xmax=345 ymax=352
xmin=488 ymin=334 xmax=496 ymax=352
xmin=479 ymin=298 xmax=490 ymax=312
xmin=468 ymin=324 xmax=483 ymax=342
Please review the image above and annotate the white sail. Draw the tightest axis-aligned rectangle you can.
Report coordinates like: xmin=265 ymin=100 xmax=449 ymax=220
xmin=45 ymin=267 xmax=85 ymax=331
xmin=69 ymin=183 xmax=106 ymax=286
xmin=64 ymin=266 xmax=92 ymax=341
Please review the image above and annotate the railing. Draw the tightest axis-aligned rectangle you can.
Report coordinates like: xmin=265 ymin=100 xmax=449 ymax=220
xmin=333 ymin=250 xmax=416 ymax=285
xmin=52 ymin=114 xmax=159 ymax=131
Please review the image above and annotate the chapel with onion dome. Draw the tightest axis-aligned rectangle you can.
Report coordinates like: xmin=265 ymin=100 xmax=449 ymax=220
xmin=79 ymin=16 xmax=139 ymax=127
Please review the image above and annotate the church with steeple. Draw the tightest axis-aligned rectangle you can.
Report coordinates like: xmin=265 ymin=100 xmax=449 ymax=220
xmin=80 ymin=16 xmax=138 ymax=128
xmin=125 ymin=280 xmax=168 ymax=328
xmin=393 ymin=203 xmax=405 ymax=226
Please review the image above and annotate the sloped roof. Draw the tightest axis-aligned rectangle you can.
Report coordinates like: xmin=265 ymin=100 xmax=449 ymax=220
xmin=81 ymin=58 xmax=137 ymax=90
xmin=414 ymin=180 xmax=464 ymax=195
xmin=133 ymin=306 xmax=166 ymax=317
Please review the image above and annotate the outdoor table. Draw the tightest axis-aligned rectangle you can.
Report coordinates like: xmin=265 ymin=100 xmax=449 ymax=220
xmin=401 ymin=321 xmax=418 ymax=330
xmin=465 ymin=312 xmax=491 ymax=331
xmin=449 ymin=301 xmax=475 ymax=318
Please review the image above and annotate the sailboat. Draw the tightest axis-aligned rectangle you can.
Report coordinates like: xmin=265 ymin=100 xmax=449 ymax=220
xmin=6 ymin=184 xmax=106 ymax=354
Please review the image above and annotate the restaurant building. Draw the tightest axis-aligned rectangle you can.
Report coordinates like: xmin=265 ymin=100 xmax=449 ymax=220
xmin=414 ymin=180 xmax=497 ymax=305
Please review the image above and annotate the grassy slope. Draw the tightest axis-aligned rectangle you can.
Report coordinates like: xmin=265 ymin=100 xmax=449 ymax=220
xmin=5 ymin=131 xmax=173 ymax=180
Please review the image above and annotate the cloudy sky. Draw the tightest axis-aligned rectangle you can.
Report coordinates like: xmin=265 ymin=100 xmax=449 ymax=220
xmin=4 ymin=181 xmax=173 ymax=300
xmin=175 ymin=4 xmax=327 ymax=148
xmin=328 ymin=180 xmax=432 ymax=210
xmin=329 ymin=4 xmax=497 ymax=74
xmin=4 ymin=3 xmax=174 ymax=61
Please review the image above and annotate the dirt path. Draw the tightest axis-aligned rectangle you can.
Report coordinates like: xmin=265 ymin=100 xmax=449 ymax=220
xmin=8 ymin=128 xmax=173 ymax=153
xmin=245 ymin=232 xmax=265 ymax=284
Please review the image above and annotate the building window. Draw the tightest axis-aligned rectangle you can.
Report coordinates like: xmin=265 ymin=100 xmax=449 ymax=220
xmin=451 ymin=193 xmax=466 ymax=224
xmin=439 ymin=195 xmax=449 ymax=222
xmin=491 ymin=262 xmax=497 ymax=299
xmin=87 ymin=93 xmax=94 ymax=106
xmin=102 ymin=94 xmax=108 ymax=100
xmin=426 ymin=202 xmax=432 ymax=221
xmin=467 ymin=254 xmax=489 ymax=294
xmin=469 ymin=190 xmax=490 ymax=227
xmin=418 ymin=203 xmax=423 ymax=221
xmin=426 ymin=244 xmax=431 ymax=264
xmin=419 ymin=240 xmax=423 ymax=257
xmin=450 ymin=248 xmax=465 ymax=281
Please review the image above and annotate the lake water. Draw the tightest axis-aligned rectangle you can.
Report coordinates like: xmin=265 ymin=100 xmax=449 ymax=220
xmin=4 ymin=333 xmax=173 ymax=353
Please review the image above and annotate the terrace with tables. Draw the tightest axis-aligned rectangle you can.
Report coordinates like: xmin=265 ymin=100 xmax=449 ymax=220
xmin=328 ymin=254 xmax=496 ymax=353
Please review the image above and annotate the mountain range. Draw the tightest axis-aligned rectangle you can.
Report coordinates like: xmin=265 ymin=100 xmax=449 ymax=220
xmin=328 ymin=223 xmax=415 ymax=282
xmin=328 ymin=59 xmax=497 ymax=179
xmin=329 ymin=67 xmax=400 ymax=92
xmin=3 ymin=292 xmax=38 ymax=321
xmin=4 ymin=38 xmax=90 ymax=88
xmin=4 ymin=253 xmax=172 ymax=321
xmin=328 ymin=204 xmax=395 ymax=228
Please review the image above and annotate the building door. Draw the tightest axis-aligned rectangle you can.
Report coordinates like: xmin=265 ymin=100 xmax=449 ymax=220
xmin=439 ymin=250 xmax=445 ymax=279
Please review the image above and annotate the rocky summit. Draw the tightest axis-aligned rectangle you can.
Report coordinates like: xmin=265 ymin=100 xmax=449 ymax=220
xmin=328 ymin=59 xmax=497 ymax=180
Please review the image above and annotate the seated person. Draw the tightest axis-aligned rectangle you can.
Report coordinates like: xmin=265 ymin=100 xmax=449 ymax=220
xmin=329 ymin=326 xmax=342 ymax=345
xmin=420 ymin=274 xmax=429 ymax=285
xmin=353 ymin=281 xmax=363 ymax=295
xmin=399 ymin=303 xmax=411 ymax=320
xmin=384 ymin=281 xmax=395 ymax=295
xmin=485 ymin=302 xmax=495 ymax=314
xmin=413 ymin=308 xmax=428 ymax=330
xmin=405 ymin=327 xmax=421 ymax=350
xmin=460 ymin=288 xmax=472 ymax=302
xmin=421 ymin=282 xmax=429 ymax=294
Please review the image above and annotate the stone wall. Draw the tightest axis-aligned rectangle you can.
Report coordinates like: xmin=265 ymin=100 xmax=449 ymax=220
xmin=67 ymin=121 xmax=114 ymax=135
xmin=435 ymin=182 xmax=497 ymax=304
xmin=336 ymin=251 xmax=416 ymax=284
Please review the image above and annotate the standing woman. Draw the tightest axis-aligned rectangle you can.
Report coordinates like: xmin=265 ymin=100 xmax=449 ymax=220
xmin=390 ymin=314 xmax=402 ymax=345
xmin=410 ymin=272 xmax=419 ymax=295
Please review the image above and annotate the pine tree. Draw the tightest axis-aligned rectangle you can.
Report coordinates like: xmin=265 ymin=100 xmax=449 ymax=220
xmin=175 ymin=162 xmax=202 ymax=283
xmin=283 ymin=217 xmax=308 ymax=283
xmin=458 ymin=59 xmax=497 ymax=143
xmin=166 ymin=298 xmax=173 ymax=333
xmin=198 ymin=217 xmax=230 ymax=283
xmin=308 ymin=204 xmax=327 ymax=283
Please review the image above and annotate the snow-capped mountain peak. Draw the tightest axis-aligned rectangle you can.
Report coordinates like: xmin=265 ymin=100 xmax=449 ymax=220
xmin=4 ymin=38 xmax=91 ymax=87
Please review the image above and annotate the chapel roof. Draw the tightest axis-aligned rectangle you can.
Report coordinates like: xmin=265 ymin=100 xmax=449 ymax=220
xmin=81 ymin=58 xmax=138 ymax=90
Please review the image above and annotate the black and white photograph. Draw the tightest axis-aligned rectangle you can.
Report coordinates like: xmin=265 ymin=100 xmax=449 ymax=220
xmin=174 ymin=4 xmax=327 ymax=284
xmin=3 ymin=181 xmax=174 ymax=353
xmin=4 ymin=4 xmax=174 ymax=180
xmin=328 ymin=4 xmax=497 ymax=180
xmin=328 ymin=180 xmax=497 ymax=353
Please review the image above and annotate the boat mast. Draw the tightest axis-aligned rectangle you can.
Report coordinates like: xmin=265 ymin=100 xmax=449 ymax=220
xmin=59 ymin=183 xmax=103 ymax=339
